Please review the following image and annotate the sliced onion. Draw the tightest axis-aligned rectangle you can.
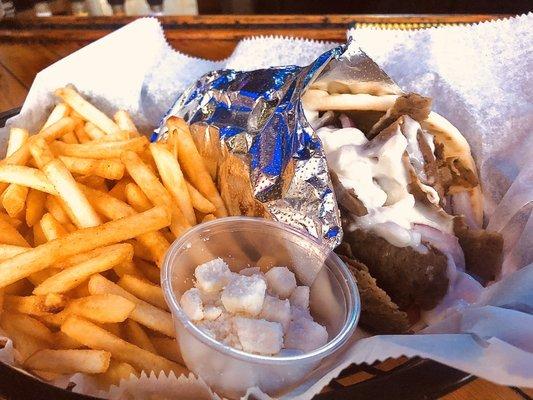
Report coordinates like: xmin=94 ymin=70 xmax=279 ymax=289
xmin=412 ymin=223 xmax=466 ymax=270
xmin=451 ymin=191 xmax=480 ymax=229
xmin=339 ymin=113 xmax=355 ymax=129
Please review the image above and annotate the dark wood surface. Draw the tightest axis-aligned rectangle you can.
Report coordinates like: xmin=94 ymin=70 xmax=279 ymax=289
xmin=0 ymin=15 xmax=530 ymax=399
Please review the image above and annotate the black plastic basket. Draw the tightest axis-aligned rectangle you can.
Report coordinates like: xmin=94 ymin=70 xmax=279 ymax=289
xmin=0 ymin=107 xmax=474 ymax=400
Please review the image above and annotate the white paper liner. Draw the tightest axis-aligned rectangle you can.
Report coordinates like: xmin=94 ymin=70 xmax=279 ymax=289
xmin=0 ymin=14 xmax=532 ymax=399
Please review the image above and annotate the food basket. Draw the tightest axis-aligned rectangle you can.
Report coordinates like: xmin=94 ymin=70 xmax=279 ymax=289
xmin=0 ymin=106 xmax=473 ymax=400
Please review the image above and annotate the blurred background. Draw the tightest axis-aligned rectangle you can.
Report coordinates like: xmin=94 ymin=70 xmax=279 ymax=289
xmin=2 ymin=0 xmax=531 ymax=17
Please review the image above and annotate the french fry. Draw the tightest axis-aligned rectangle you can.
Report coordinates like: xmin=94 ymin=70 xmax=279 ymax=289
xmin=114 ymin=110 xmax=139 ymax=137
xmin=167 ymin=116 xmax=227 ymax=217
xmin=185 ymin=181 xmax=216 ymax=214
xmin=0 ymin=217 xmax=30 ymax=247
xmin=55 ymin=87 xmax=122 ymax=136
xmin=81 ymin=184 xmax=170 ymax=265
xmin=84 ymin=122 xmax=106 ymax=140
xmin=42 ymin=103 xmax=70 ymax=130
xmin=0 ymin=206 xmax=170 ymax=288
xmin=113 ymin=260 xmax=143 ymax=279
xmin=0 ymin=244 xmax=27 ymax=261
xmin=151 ymin=337 xmax=184 ymax=365
xmin=32 ymin=223 xmax=46 ymax=246
xmin=76 ymin=175 xmax=108 ymax=192
xmin=33 ymin=243 xmax=134 ymax=294
xmin=150 ymin=143 xmax=196 ymax=225
xmin=27 ymin=268 xmax=61 ymax=286
xmin=132 ymin=240 xmax=155 ymax=263
xmin=135 ymin=259 xmax=160 ymax=285
xmin=1 ymin=183 xmax=28 ymax=218
xmin=54 ymin=331 xmax=84 ymax=349
xmin=0 ymin=212 xmax=22 ymax=228
xmin=61 ymin=316 xmax=185 ymax=375
xmin=96 ymin=360 xmax=137 ymax=388
xmin=51 ymin=137 xmax=148 ymax=159
xmin=45 ymin=195 xmax=71 ymax=225
xmin=4 ymin=294 xmax=66 ymax=316
xmin=124 ymin=182 xmax=152 ymax=212
xmin=123 ymin=320 xmax=157 ymax=353
xmin=25 ymin=349 xmax=111 ymax=374
xmin=2 ymin=117 xmax=75 ymax=167
xmin=1 ymin=312 xmax=55 ymax=345
xmin=0 ymin=165 xmax=57 ymax=194
xmin=25 ymin=189 xmax=47 ymax=227
xmin=39 ymin=213 xmax=68 ymax=241
xmin=66 ymin=294 xmax=135 ymax=323
xmin=59 ymin=156 xmax=124 ymax=180
xmin=74 ymin=123 xmax=91 ymax=144
xmin=0 ymin=320 xmax=46 ymax=363
xmin=6 ymin=128 xmax=29 ymax=157
xmin=42 ymin=157 xmax=102 ymax=228
xmin=189 ymin=123 xmax=221 ymax=180
xmin=202 ymin=214 xmax=216 ymax=223
xmin=99 ymin=323 xmax=122 ymax=338
xmin=121 ymin=150 xmax=190 ymax=237
xmin=3 ymin=279 xmax=33 ymax=296
xmin=92 ymin=131 xmax=130 ymax=142
xmin=118 ymin=274 xmax=168 ymax=311
xmin=108 ymin=178 xmax=130 ymax=202
xmin=88 ymin=274 xmax=174 ymax=338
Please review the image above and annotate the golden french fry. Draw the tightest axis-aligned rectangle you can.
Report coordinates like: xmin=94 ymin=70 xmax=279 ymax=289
xmin=88 ymin=274 xmax=174 ymax=337
xmin=32 ymin=223 xmax=46 ymax=246
xmin=41 ymin=156 xmax=102 ymax=228
xmin=124 ymin=182 xmax=152 ymax=212
xmin=0 ymin=216 xmax=30 ymax=247
xmin=54 ymin=331 xmax=84 ymax=349
xmin=136 ymin=259 xmax=160 ymax=285
xmin=76 ymin=175 xmax=108 ymax=192
xmin=2 ymin=117 xmax=75 ymax=167
xmin=202 ymin=214 xmax=216 ymax=223
xmin=4 ymin=294 xmax=66 ymax=316
xmin=114 ymin=110 xmax=139 ymax=138
xmin=25 ymin=349 xmax=111 ymax=374
xmin=66 ymin=294 xmax=135 ymax=323
xmin=0 ymin=244 xmax=27 ymax=261
xmin=67 ymin=280 xmax=91 ymax=298
xmin=27 ymin=268 xmax=61 ymax=286
xmin=25 ymin=189 xmax=47 ymax=227
xmin=55 ymin=87 xmax=121 ymax=136
xmin=122 ymin=150 xmax=190 ymax=237
xmin=59 ymin=156 xmax=124 ymax=180
xmin=81 ymin=184 xmax=170 ymax=265
xmin=0 ymin=320 xmax=46 ymax=363
xmin=118 ymin=274 xmax=168 ymax=311
xmin=92 ymin=131 xmax=130 ymax=142
xmin=1 ymin=312 xmax=55 ymax=344
xmin=132 ymin=240 xmax=155 ymax=263
xmin=0 ymin=165 xmax=57 ymax=195
xmin=108 ymin=178 xmax=130 ymax=202
xmin=74 ymin=123 xmax=91 ymax=144
xmin=51 ymin=137 xmax=148 ymax=159
xmin=84 ymin=122 xmax=106 ymax=140
xmin=6 ymin=128 xmax=29 ymax=157
xmin=151 ymin=337 xmax=184 ymax=365
xmin=33 ymin=243 xmax=133 ymax=294
xmin=44 ymin=195 xmax=71 ymax=225
xmin=29 ymin=137 xmax=55 ymax=169
xmin=123 ymin=320 xmax=157 ymax=353
xmin=39 ymin=213 xmax=68 ymax=241
xmin=0 ymin=206 xmax=170 ymax=288
xmin=61 ymin=316 xmax=184 ymax=375
xmin=185 ymin=181 xmax=216 ymax=214
xmin=0 ymin=212 xmax=22 ymax=228
xmin=189 ymin=123 xmax=221 ymax=180
xmin=113 ymin=260 xmax=144 ymax=279
xmin=167 ymin=116 xmax=227 ymax=217
xmin=42 ymin=103 xmax=70 ymax=130
xmin=150 ymin=143 xmax=196 ymax=225
xmin=1 ymin=183 xmax=28 ymax=218
xmin=96 ymin=360 xmax=137 ymax=388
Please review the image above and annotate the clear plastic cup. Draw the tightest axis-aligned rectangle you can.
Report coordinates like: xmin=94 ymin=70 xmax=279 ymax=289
xmin=162 ymin=217 xmax=360 ymax=398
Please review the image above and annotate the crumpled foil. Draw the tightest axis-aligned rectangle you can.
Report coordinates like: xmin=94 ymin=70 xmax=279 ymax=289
xmin=154 ymin=41 xmax=403 ymax=251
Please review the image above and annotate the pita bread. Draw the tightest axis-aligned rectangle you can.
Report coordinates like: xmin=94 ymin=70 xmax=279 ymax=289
xmin=302 ymin=89 xmax=483 ymax=226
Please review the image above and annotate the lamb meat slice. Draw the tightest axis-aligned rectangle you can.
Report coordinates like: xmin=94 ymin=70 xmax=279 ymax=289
xmin=343 ymin=228 xmax=449 ymax=310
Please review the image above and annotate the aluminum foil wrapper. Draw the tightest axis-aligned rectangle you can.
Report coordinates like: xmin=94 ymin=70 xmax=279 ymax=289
xmin=154 ymin=40 xmax=402 ymax=251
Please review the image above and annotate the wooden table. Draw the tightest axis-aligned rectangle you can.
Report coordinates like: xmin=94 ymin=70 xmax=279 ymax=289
xmin=0 ymin=14 xmax=531 ymax=400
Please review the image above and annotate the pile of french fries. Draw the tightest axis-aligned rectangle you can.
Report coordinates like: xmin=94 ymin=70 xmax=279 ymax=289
xmin=0 ymin=86 xmax=228 ymax=388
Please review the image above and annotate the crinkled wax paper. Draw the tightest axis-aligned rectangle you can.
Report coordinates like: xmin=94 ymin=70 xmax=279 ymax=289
xmin=0 ymin=13 xmax=531 ymax=399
